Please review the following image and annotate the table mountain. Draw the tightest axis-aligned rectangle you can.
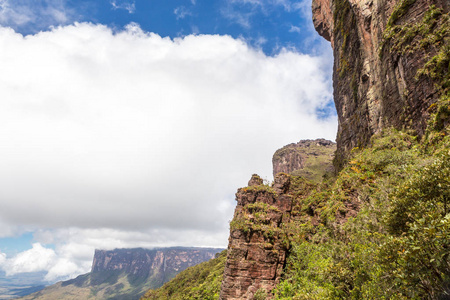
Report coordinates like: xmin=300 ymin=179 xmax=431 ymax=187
xmin=19 ymin=247 xmax=222 ymax=300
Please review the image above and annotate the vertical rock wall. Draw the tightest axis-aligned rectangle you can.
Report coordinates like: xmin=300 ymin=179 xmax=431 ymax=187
xmin=272 ymin=139 xmax=336 ymax=181
xmin=312 ymin=0 xmax=449 ymax=168
xmin=219 ymin=174 xmax=292 ymax=299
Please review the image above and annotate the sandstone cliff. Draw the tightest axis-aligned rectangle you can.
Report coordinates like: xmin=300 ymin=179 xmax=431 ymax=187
xmin=219 ymin=1 xmax=449 ymax=298
xmin=91 ymin=247 xmax=218 ymax=281
xmin=312 ymin=0 xmax=449 ymax=168
xmin=19 ymin=247 xmax=222 ymax=300
xmin=219 ymin=174 xmax=292 ymax=300
xmin=272 ymin=139 xmax=336 ymax=181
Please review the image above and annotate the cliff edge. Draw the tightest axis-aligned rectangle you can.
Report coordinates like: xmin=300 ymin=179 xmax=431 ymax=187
xmin=312 ymin=0 xmax=449 ymax=168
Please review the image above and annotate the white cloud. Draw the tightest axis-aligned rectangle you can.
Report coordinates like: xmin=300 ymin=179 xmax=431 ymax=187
xmin=174 ymin=6 xmax=193 ymax=20
xmin=222 ymin=0 xmax=312 ymax=29
xmin=289 ymin=24 xmax=301 ymax=33
xmin=2 ymin=244 xmax=56 ymax=275
xmin=0 ymin=22 xmax=335 ymax=280
xmin=0 ymin=252 xmax=5 ymax=265
xmin=110 ymin=0 xmax=135 ymax=14
xmin=0 ymin=0 xmax=74 ymax=32
xmin=221 ymin=6 xmax=253 ymax=28
xmin=2 ymin=227 xmax=231 ymax=282
xmin=0 ymin=241 xmax=86 ymax=282
xmin=227 ymin=0 xmax=303 ymax=12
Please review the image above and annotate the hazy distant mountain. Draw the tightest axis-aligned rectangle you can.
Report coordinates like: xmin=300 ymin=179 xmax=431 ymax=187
xmin=19 ymin=247 xmax=222 ymax=300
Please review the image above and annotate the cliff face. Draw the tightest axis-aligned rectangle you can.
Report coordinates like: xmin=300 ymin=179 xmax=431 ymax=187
xmin=220 ymin=174 xmax=292 ymax=300
xmin=312 ymin=0 xmax=449 ymax=168
xmin=20 ymin=247 xmax=222 ymax=300
xmin=219 ymin=1 xmax=449 ymax=298
xmin=220 ymin=141 xmax=337 ymax=299
xmin=272 ymin=139 xmax=336 ymax=181
xmin=91 ymin=248 xmax=217 ymax=279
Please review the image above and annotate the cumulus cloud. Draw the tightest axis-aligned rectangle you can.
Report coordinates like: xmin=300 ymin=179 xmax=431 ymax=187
xmin=0 ymin=22 xmax=335 ymax=280
xmin=2 ymin=244 xmax=56 ymax=275
xmin=0 ymin=242 xmax=87 ymax=281
xmin=2 ymin=227 xmax=231 ymax=282
xmin=0 ymin=0 xmax=74 ymax=32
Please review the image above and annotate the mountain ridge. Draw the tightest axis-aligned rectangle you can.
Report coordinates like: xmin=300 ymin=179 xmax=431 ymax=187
xmin=19 ymin=247 xmax=223 ymax=300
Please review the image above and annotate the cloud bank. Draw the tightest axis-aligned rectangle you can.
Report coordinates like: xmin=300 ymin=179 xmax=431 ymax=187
xmin=0 ymin=22 xmax=335 ymax=281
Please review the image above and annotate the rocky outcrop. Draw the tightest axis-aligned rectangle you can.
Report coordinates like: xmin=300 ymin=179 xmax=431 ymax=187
xmin=220 ymin=174 xmax=292 ymax=299
xmin=272 ymin=139 xmax=336 ymax=181
xmin=312 ymin=0 xmax=449 ymax=168
xmin=219 ymin=1 xmax=449 ymax=299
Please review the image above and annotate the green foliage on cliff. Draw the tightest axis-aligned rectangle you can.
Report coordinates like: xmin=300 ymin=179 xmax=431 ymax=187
xmin=274 ymin=129 xmax=450 ymax=299
xmin=382 ymin=3 xmax=449 ymax=101
xmin=139 ymin=131 xmax=449 ymax=300
xmin=141 ymin=250 xmax=226 ymax=300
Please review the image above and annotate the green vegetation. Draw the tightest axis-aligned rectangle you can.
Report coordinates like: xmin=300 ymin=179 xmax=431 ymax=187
xmin=141 ymin=130 xmax=449 ymax=300
xmin=384 ymin=1 xmax=450 ymax=154
xmin=21 ymin=270 xmax=154 ymax=300
xmin=387 ymin=0 xmax=417 ymax=28
xmin=141 ymin=251 xmax=227 ymax=300
xmin=272 ymin=5 xmax=450 ymax=295
xmin=273 ymin=141 xmax=335 ymax=183
xmin=241 ymin=183 xmax=277 ymax=195
xmin=381 ymin=3 xmax=449 ymax=95
xmin=274 ymin=129 xmax=450 ymax=299
xmin=254 ymin=288 xmax=268 ymax=300
xmin=230 ymin=200 xmax=284 ymax=241
xmin=333 ymin=0 xmax=355 ymax=78
xmin=138 ymin=4 xmax=449 ymax=299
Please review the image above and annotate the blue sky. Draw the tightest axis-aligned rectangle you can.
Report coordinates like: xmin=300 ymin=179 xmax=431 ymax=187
xmin=0 ymin=0 xmax=335 ymax=284
xmin=3 ymin=0 xmax=324 ymax=55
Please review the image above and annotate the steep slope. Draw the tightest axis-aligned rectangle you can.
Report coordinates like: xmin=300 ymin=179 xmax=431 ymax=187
xmin=19 ymin=247 xmax=222 ymax=300
xmin=312 ymin=0 xmax=449 ymax=168
xmin=273 ymin=130 xmax=449 ymax=299
xmin=219 ymin=174 xmax=293 ymax=300
xmin=141 ymin=250 xmax=227 ymax=300
xmin=272 ymin=139 xmax=336 ymax=181
xmin=141 ymin=131 xmax=449 ymax=299
xmin=217 ymin=0 xmax=449 ymax=298
xmin=81 ymin=0 xmax=450 ymax=299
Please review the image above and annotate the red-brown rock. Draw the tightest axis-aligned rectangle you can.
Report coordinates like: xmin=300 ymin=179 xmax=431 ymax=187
xmin=219 ymin=174 xmax=292 ymax=299
xmin=312 ymin=0 xmax=449 ymax=169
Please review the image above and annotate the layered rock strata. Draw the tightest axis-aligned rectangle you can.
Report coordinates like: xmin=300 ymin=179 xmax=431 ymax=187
xmin=91 ymin=247 xmax=218 ymax=278
xmin=312 ymin=0 xmax=449 ymax=168
xmin=20 ymin=247 xmax=222 ymax=300
xmin=272 ymin=139 xmax=336 ymax=181
xmin=220 ymin=174 xmax=292 ymax=299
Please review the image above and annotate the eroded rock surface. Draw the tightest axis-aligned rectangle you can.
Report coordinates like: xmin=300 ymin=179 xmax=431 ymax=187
xmin=312 ymin=0 xmax=449 ymax=168
xmin=220 ymin=174 xmax=292 ymax=299
xmin=272 ymin=139 xmax=336 ymax=181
